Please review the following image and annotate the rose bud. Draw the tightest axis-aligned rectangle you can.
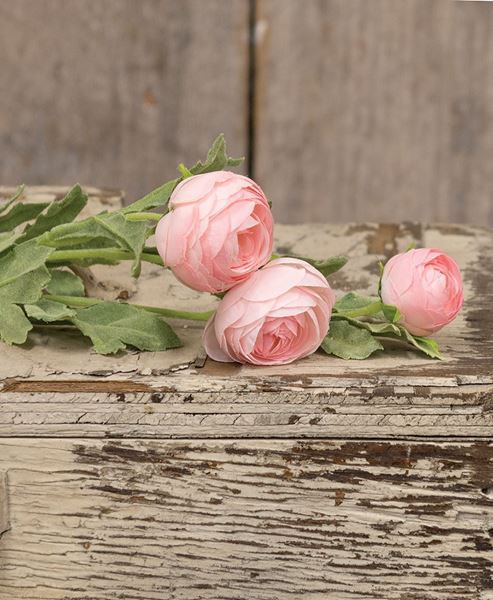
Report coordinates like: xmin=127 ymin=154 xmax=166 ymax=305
xmin=155 ymin=171 xmax=274 ymax=293
xmin=203 ymin=258 xmax=336 ymax=365
xmin=380 ymin=248 xmax=463 ymax=336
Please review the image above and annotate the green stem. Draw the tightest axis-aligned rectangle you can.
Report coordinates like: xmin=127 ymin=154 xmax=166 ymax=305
xmin=333 ymin=301 xmax=383 ymax=319
xmin=45 ymin=294 xmax=214 ymax=322
xmin=124 ymin=212 xmax=163 ymax=222
xmin=47 ymin=248 xmax=164 ymax=266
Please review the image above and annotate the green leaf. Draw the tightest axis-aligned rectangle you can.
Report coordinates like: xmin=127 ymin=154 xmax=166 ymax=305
xmin=321 ymin=320 xmax=384 ymax=360
xmin=0 ymin=240 xmax=53 ymax=291
xmin=398 ymin=328 xmax=442 ymax=359
xmin=39 ymin=212 xmax=148 ymax=276
xmin=0 ymin=232 xmax=19 ymax=255
xmin=332 ymin=314 xmax=401 ymax=336
xmin=19 ymin=185 xmax=87 ymax=242
xmin=335 ymin=292 xmax=379 ymax=312
xmin=25 ymin=298 xmax=76 ymax=322
xmin=72 ymin=302 xmax=181 ymax=355
xmin=0 ymin=203 xmax=49 ymax=233
xmin=122 ymin=178 xmax=180 ymax=215
xmin=0 ymin=304 xmax=33 ymax=345
xmin=37 ymin=216 xmax=116 ymax=249
xmin=189 ymin=133 xmax=244 ymax=175
xmin=94 ymin=213 xmax=147 ymax=277
xmin=46 ymin=269 xmax=85 ymax=297
xmin=0 ymin=185 xmax=25 ymax=215
xmin=0 ymin=240 xmax=53 ymax=344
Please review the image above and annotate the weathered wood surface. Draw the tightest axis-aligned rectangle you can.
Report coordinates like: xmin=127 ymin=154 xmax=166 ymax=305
xmin=0 ymin=438 xmax=491 ymax=600
xmin=0 ymin=0 xmax=248 ymax=204
xmin=0 ymin=187 xmax=492 ymax=598
xmin=255 ymin=0 xmax=493 ymax=225
xmin=3 ymin=2 xmax=493 ymax=225
xmin=0 ymin=187 xmax=492 ymax=439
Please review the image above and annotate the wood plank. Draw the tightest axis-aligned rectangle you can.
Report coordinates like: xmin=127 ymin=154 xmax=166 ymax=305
xmin=0 ymin=438 xmax=491 ymax=599
xmin=0 ymin=0 xmax=248 ymax=204
xmin=254 ymin=0 xmax=493 ymax=225
xmin=1 ymin=384 xmax=492 ymax=439
xmin=0 ymin=188 xmax=492 ymax=438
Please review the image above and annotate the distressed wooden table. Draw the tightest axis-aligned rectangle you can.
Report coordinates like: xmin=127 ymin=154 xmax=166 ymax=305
xmin=0 ymin=187 xmax=492 ymax=600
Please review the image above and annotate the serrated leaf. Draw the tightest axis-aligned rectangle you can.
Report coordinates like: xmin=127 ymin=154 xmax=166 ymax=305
xmin=25 ymin=298 xmax=76 ymax=322
xmin=279 ymin=254 xmax=347 ymax=277
xmin=0 ymin=202 xmax=49 ymax=233
xmin=19 ymin=184 xmax=87 ymax=242
xmin=72 ymin=302 xmax=181 ymax=355
xmin=321 ymin=320 xmax=383 ymax=360
xmin=0 ymin=240 xmax=53 ymax=343
xmin=46 ymin=269 xmax=85 ymax=297
xmin=39 ymin=212 xmax=148 ymax=275
xmin=94 ymin=213 xmax=147 ymax=277
xmin=189 ymin=133 xmax=244 ymax=175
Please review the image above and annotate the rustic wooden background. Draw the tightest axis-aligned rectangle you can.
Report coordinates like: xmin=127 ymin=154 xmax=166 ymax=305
xmin=1 ymin=0 xmax=493 ymax=225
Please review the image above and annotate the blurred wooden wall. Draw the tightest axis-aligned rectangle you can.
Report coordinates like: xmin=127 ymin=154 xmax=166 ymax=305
xmin=1 ymin=0 xmax=493 ymax=225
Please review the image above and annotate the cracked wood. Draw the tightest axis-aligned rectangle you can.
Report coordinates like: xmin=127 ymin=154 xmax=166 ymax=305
xmin=0 ymin=439 xmax=491 ymax=600
xmin=0 ymin=187 xmax=492 ymax=439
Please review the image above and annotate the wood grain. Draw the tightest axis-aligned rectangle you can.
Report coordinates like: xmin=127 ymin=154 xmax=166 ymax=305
xmin=0 ymin=0 xmax=248 ymax=204
xmin=1 ymin=187 xmax=492 ymax=440
xmin=254 ymin=0 xmax=493 ymax=225
xmin=0 ymin=438 xmax=491 ymax=599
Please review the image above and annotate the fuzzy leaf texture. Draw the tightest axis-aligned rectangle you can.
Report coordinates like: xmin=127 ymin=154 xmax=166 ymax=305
xmin=72 ymin=302 xmax=182 ymax=355
xmin=321 ymin=320 xmax=384 ymax=360
xmin=38 ymin=213 xmax=148 ymax=275
xmin=46 ymin=269 xmax=85 ymax=297
xmin=334 ymin=292 xmax=380 ymax=314
xmin=25 ymin=298 xmax=76 ymax=322
xmin=19 ymin=185 xmax=87 ymax=242
xmin=0 ymin=240 xmax=53 ymax=343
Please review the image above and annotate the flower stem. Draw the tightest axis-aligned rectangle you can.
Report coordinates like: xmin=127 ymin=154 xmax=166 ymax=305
xmin=124 ymin=212 xmax=163 ymax=222
xmin=45 ymin=294 xmax=214 ymax=321
xmin=47 ymin=248 xmax=164 ymax=266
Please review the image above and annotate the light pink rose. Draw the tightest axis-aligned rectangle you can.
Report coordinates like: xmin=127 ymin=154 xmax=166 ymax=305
xmin=155 ymin=171 xmax=274 ymax=293
xmin=380 ymin=248 xmax=463 ymax=336
xmin=203 ymin=258 xmax=336 ymax=365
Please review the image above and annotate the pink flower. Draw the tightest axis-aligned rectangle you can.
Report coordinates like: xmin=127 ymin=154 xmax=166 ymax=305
xmin=155 ymin=171 xmax=274 ymax=293
xmin=203 ymin=258 xmax=336 ymax=365
xmin=380 ymin=248 xmax=463 ymax=336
